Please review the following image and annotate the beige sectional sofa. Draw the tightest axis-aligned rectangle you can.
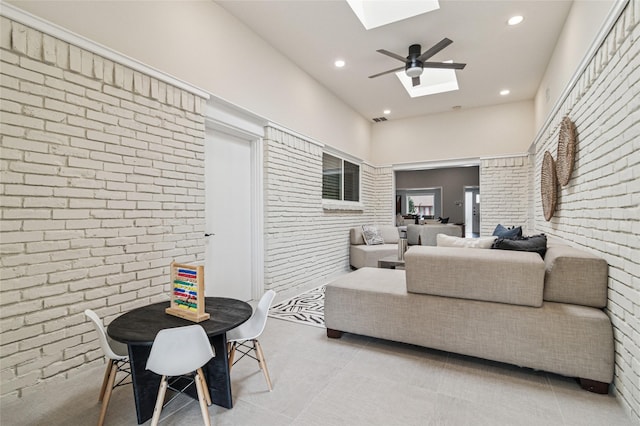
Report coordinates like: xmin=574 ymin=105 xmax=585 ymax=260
xmin=326 ymin=241 xmax=614 ymax=393
xmin=349 ymin=225 xmax=400 ymax=269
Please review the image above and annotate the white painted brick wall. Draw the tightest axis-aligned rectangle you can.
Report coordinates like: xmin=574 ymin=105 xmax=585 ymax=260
xmin=262 ymin=127 xmax=393 ymax=294
xmin=479 ymin=155 xmax=532 ymax=236
xmin=0 ymin=18 xmax=206 ymax=400
xmin=531 ymin=3 xmax=639 ymax=422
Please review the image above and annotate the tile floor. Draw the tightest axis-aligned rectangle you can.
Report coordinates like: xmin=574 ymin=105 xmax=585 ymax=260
xmin=1 ymin=315 xmax=635 ymax=426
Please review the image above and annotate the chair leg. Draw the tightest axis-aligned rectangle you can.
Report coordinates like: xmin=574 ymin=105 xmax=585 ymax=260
xmin=197 ymin=368 xmax=212 ymax=405
xmin=150 ymin=376 xmax=168 ymax=426
xmin=98 ymin=359 xmax=114 ymax=402
xmin=228 ymin=342 xmax=237 ymax=373
xmin=194 ymin=372 xmax=212 ymax=426
xmin=254 ymin=340 xmax=273 ymax=391
xmin=97 ymin=361 xmax=118 ymax=426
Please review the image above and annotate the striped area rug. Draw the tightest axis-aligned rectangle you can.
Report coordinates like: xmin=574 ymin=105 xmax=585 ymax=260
xmin=268 ymin=285 xmax=325 ymax=328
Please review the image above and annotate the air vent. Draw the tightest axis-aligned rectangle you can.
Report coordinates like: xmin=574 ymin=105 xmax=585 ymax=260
xmin=372 ymin=117 xmax=388 ymax=122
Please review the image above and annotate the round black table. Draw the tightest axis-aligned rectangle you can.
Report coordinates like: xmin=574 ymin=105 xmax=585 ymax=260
xmin=108 ymin=297 xmax=252 ymax=424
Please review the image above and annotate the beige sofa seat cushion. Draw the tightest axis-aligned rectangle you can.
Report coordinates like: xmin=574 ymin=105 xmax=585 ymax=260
xmin=325 ymin=268 xmax=614 ymax=384
xmin=544 ymin=245 xmax=608 ymax=308
xmin=349 ymin=244 xmax=398 ymax=269
xmin=405 ymin=246 xmax=545 ymax=307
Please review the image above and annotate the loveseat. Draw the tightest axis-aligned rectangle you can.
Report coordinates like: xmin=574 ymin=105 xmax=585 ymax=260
xmin=349 ymin=225 xmax=401 ymax=269
xmin=326 ymin=239 xmax=614 ymax=393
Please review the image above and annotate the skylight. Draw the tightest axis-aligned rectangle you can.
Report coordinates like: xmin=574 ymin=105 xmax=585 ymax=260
xmin=346 ymin=0 xmax=440 ymax=30
xmin=395 ymin=65 xmax=459 ymax=98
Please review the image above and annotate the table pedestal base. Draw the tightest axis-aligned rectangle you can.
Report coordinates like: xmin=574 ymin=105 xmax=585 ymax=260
xmin=128 ymin=334 xmax=232 ymax=424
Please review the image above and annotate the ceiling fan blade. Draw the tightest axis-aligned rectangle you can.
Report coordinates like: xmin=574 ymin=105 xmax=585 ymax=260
xmin=369 ymin=66 xmax=405 ymax=79
xmin=417 ymin=37 xmax=453 ymax=62
xmin=422 ymin=62 xmax=466 ymax=70
xmin=412 ymin=76 xmax=421 ymax=87
xmin=376 ymin=49 xmax=407 ymax=63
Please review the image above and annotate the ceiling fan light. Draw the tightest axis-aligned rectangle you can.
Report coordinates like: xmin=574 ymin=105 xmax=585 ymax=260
xmin=508 ymin=15 xmax=524 ymax=26
xmin=406 ymin=66 xmax=423 ymax=78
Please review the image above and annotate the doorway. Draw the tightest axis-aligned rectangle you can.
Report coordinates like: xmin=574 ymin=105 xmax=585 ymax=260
xmin=204 ymin=128 xmax=254 ymax=301
xmin=203 ymin=97 xmax=266 ymax=302
xmin=464 ymin=186 xmax=480 ymax=237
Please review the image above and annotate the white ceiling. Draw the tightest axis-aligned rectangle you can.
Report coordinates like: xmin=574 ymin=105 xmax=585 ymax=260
xmin=217 ymin=0 xmax=573 ymax=122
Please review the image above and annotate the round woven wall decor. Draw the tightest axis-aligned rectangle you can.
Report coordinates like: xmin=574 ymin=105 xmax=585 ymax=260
xmin=556 ymin=116 xmax=576 ymax=186
xmin=541 ymin=151 xmax=557 ymax=221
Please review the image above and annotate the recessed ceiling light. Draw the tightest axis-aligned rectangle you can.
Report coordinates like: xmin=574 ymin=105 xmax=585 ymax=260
xmin=383 ymin=109 xmax=391 ymax=115
xmin=334 ymin=59 xmax=346 ymax=68
xmin=500 ymin=89 xmax=510 ymax=96
xmin=508 ymin=15 xmax=524 ymax=26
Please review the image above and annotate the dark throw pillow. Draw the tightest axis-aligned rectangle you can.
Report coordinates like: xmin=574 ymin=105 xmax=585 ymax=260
xmin=492 ymin=224 xmax=523 ymax=239
xmin=491 ymin=234 xmax=547 ymax=258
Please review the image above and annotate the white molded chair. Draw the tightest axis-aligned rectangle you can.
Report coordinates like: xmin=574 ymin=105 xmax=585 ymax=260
xmin=227 ymin=290 xmax=276 ymax=391
xmin=84 ymin=309 xmax=131 ymax=426
xmin=146 ymin=325 xmax=214 ymax=426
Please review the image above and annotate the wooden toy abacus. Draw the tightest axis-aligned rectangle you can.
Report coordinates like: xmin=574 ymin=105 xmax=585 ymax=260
xmin=165 ymin=262 xmax=210 ymax=323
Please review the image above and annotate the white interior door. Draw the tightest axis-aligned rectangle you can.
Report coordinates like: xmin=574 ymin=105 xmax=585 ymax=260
xmin=204 ymin=128 xmax=253 ymax=301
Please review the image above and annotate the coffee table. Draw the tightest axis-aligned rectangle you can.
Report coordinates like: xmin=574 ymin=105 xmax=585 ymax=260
xmin=378 ymin=255 xmax=405 ymax=269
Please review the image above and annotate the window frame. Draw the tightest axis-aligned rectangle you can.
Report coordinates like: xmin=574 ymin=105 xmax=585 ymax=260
xmin=321 ymin=150 xmax=363 ymax=211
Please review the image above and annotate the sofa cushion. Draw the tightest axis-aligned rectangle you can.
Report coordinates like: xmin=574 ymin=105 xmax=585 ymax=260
xmin=406 ymin=224 xmax=421 ymax=245
xmin=492 ymin=224 xmax=523 ymax=239
xmin=420 ymin=224 xmax=462 ymax=246
xmin=378 ymin=226 xmax=399 ymax=244
xmin=543 ymin=245 xmax=608 ymax=308
xmin=407 ymin=224 xmax=462 ymax=246
xmin=362 ymin=224 xmax=384 ymax=245
xmin=350 ymin=244 xmax=398 ymax=269
xmin=405 ymin=246 xmax=545 ymax=307
xmin=437 ymin=234 xmax=497 ymax=248
xmin=492 ymin=234 xmax=547 ymax=258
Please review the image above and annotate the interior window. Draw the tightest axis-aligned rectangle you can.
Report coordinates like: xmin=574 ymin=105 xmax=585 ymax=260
xmin=396 ymin=188 xmax=442 ymax=218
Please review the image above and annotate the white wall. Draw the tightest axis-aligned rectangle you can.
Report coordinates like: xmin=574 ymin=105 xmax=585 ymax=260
xmin=534 ymin=0 xmax=616 ymax=131
xmin=531 ymin=1 xmax=639 ymax=421
xmin=263 ymin=126 xmax=393 ymax=293
xmin=479 ymin=155 xmax=531 ymax=236
xmin=370 ymin=100 xmax=534 ymax=165
xmin=7 ymin=0 xmax=372 ymax=161
xmin=0 ymin=16 xmax=207 ymax=399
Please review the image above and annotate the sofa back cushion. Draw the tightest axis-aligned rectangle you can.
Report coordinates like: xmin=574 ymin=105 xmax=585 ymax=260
xmin=350 ymin=225 xmax=399 ymax=245
xmin=420 ymin=224 xmax=463 ymax=246
xmin=405 ymin=246 xmax=545 ymax=307
xmin=543 ymin=244 xmax=608 ymax=308
xmin=406 ymin=224 xmax=462 ymax=246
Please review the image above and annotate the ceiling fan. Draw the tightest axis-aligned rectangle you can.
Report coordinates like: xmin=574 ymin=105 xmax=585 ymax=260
xmin=369 ymin=38 xmax=466 ymax=87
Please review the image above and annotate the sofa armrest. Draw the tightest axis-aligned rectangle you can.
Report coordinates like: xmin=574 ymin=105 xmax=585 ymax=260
xmin=544 ymin=245 xmax=608 ymax=308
